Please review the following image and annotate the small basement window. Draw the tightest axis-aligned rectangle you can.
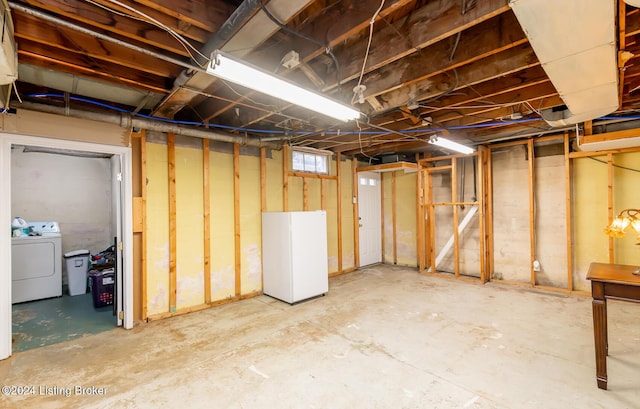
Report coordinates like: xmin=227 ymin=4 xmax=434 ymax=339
xmin=291 ymin=148 xmax=331 ymax=175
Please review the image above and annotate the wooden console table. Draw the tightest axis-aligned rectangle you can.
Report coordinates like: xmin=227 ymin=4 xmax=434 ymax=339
xmin=587 ymin=262 xmax=640 ymax=390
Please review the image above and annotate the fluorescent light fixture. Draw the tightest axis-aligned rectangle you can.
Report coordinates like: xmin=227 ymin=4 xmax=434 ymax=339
xmin=428 ymin=135 xmax=474 ymax=155
xmin=206 ymin=50 xmax=361 ymax=122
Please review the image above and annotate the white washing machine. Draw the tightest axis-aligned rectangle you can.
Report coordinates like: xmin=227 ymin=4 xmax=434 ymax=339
xmin=11 ymin=221 xmax=62 ymax=303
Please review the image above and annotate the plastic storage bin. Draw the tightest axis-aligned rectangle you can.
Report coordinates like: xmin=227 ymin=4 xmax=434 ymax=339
xmin=64 ymin=249 xmax=90 ymax=296
xmin=89 ymin=268 xmax=115 ymax=308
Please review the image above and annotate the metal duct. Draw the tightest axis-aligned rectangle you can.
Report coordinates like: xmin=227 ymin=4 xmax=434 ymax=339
xmin=509 ymin=0 xmax=618 ymax=127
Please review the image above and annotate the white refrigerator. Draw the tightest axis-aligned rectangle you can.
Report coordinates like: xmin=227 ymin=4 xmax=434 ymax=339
xmin=262 ymin=211 xmax=329 ymax=304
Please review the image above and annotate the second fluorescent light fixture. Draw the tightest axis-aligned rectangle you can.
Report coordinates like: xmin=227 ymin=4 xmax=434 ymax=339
xmin=206 ymin=50 xmax=361 ymax=122
xmin=428 ymin=135 xmax=474 ymax=155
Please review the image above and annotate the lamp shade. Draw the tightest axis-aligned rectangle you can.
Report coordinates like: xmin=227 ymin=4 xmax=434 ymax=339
xmin=625 ymin=0 xmax=640 ymax=7
xmin=206 ymin=50 xmax=361 ymax=122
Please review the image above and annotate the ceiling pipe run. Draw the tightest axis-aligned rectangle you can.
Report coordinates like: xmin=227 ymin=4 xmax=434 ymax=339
xmin=15 ymin=101 xmax=282 ymax=149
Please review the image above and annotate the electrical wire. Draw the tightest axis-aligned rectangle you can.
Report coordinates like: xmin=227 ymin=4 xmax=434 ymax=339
xmin=25 ymin=93 xmax=640 ymax=140
xmin=258 ymin=0 xmax=341 ymax=83
xmin=355 ymin=0 xmax=385 ymax=90
xmin=587 ymin=157 xmax=640 ymax=173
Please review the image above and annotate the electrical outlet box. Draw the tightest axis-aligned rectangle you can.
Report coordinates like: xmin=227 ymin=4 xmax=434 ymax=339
xmin=282 ymin=50 xmax=300 ymax=69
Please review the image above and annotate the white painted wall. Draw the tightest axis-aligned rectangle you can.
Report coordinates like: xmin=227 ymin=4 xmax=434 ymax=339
xmin=11 ymin=148 xmax=113 ymax=285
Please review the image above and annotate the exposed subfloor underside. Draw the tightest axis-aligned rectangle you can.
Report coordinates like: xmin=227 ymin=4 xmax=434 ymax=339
xmin=1 ymin=264 xmax=639 ymax=408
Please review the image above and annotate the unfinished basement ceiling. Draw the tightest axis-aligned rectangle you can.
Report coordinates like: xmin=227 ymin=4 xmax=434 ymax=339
xmin=5 ymin=0 xmax=640 ymax=160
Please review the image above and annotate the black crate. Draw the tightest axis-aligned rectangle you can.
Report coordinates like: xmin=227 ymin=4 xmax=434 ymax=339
xmin=89 ymin=269 xmax=114 ymax=308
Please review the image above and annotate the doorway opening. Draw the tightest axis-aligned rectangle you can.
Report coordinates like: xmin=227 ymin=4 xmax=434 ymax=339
xmin=0 ymin=133 xmax=133 ymax=359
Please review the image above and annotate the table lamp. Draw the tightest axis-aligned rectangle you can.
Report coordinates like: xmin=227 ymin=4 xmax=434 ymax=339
xmin=604 ymin=208 xmax=640 ymax=275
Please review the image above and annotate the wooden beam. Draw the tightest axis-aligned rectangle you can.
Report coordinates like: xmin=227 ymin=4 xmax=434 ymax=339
xmin=580 ymin=127 xmax=640 ymax=144
xmin=18 ymin=49 xmax=168 ymax=93
xmin=203 ymin=139 xmax=211 ymax=305
xmin=352 ymin=157 xmax=360 ymax=269
xmin=564 ymin=132 xmax=573 ymax=291
xmin=283 ymin=145 xmax=289 ymax=212
xmin=477 ymin=147 xmax=487 ymax=283
xmin=234 ymin=143 xmax=241 ymax=297
xmin=528 ymin=139 xmax=535 ymax=287
xmin=167 ymin=132 xmax=177 ymax=313
xmin=337 ymin=153 xmax=343 ymax=272
xmin=15 ymin=0 xmax=194 ymax=57
xmin=303 ymin=177 xmax=309 ymax=211
xmin=140 ymin=129 xmax=147 ymax=320
xmin=608 ymin=153 xmax=614 ymax=263
xmin=452 ymin=158 xmax=459 ymax=277
xmin=260 ymin=147 xmax=267 ymax=212
xmin=381 ymin=173 xmax=386 ymax=264
xmin=260 ymin=147 xmax=266 ymax=292
xmin=288 ymin=171 xmax=338 ymax=180
xmin=13 ymin=13 xmax=181 ymax=78
xmin=486 ymin=146 xmax=495 ymax=281
xmin=392 ymin=171 xmax=397 ymax=265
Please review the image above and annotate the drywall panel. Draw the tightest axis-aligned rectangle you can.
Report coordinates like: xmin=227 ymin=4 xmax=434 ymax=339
xmin=395 ymin=172 xmax=417 ymax=266
xmin=240 ymin=154 xmax=262 ymax=295
xmin=612 ymin=152 xmax=640 ymax=267
xmin=145 ymin=142 xmax=170 ymax=315
xmin=572 ymin=156 xmax=608 ymax=292
xmin=341 ymin=158 xmax=355 ymax=269
xmin=175 ymin=146 xmax=205 ymax=309
xmin=210 ymin=150 xmax=235 ymax=301
xmin=533 ymin=154 xmax=568 ymax=288
xmin=11 ymin=148 xmax=113 ymax=286
xmin=491 ymin=147 xmax=530 ymax=282
xmin=266 ymin=149 xmax=283 ymax=212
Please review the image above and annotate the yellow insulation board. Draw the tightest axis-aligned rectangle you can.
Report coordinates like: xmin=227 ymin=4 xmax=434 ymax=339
xmin=288 ymin=176 xmax=303 ymax=211
xmin=240 ymin=154 xmax=262 ymax=294
xmin=266 ymin=149 xmax=283 ymax=212
xmin=612 ymin=152 xmax=640 ymax=266
xmin=175 ymin=146 xmax=205 ymax=309
xmin=395 ymin=172 xmax=417 ymax=266
xmin=210 ymin=150 xmax=235 ymax=301
xmin=145 ymin=142 xmax=170 ymax=316
xmin=340 ymin=158 xmax=355 ymax=269
xmin=325 ymin=177 xmax=339 ymax=272
xmin=573 ymin=156 xmax=609 ymax=291
xmin=382 ymin=173 xmax=394 ymax=262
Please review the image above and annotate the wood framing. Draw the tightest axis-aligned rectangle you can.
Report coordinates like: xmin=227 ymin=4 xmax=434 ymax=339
xmin=260 ymin=147 xmax=266 ymax=291
xmin=528 ymin=139 xmax=535 ymax=287
xmin=233 ymin=143 xmax=241 ymax=297
xmin=381 ymin=174 xmax=386 ymax=264
xmin=607 ymin=153 xmax=614 ymax=263
xmin=452 ymin=158 xmax=459 ymax=277
xmin=140 ymin=129 xmax=148 ymax=320
xmin=283 ymin=144 xmax=289 ymax=212
xmin=392 ymin=171 xmax=397 ymax=264
xmin=303 ymin=177 xmax=309 ymax=211
xmin=477 ymin=147 xmax=487 ymax=282
xmin=352 ymin=157 xmax=360 ymax=268
xmin=564 ymin=132 xmax=573 ymax=291
xmin=167 ymin=132 xmax=177 ymax=312
xmin=203 ymin=139 xmax=211 ymax=304
xmin=337 ymin=153 xmax=343 ymax=272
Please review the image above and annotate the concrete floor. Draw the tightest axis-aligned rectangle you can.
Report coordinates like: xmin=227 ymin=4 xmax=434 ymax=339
xmin=1 ymin=264 xmax=639 ymax=409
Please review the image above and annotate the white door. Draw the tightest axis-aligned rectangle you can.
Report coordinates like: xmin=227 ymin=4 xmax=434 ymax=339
xmin=358 ymin=171 xmax=382 ymax=266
